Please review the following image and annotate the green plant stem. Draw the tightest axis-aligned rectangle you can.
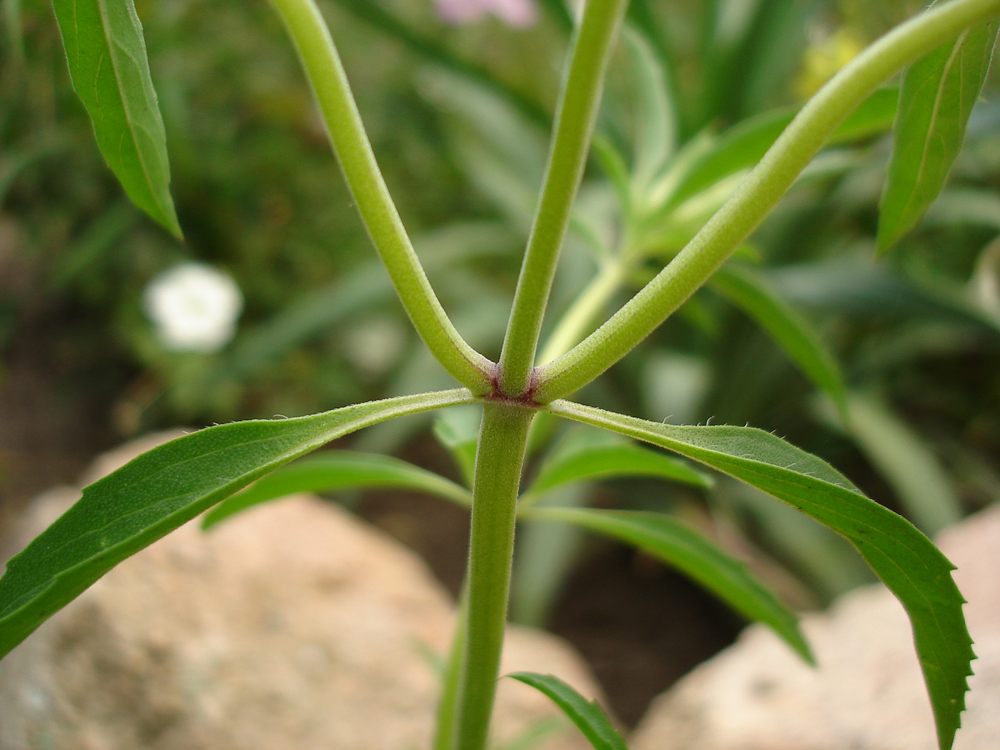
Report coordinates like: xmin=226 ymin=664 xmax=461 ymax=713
xmin=497 ymin=0 xmax=629 ymax=398
xmin=453 ymin=402 xmax=535 ymax=750
xmin=268 ymin=0 xmax=494 ymax=396
xmin=534 ymin=0 xmax=1000 ymax=403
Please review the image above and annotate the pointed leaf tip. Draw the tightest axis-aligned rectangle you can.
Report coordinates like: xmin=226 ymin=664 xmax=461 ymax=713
xmin=51 ymin=0 xmax=182 ymax=237
xmin=878 ymin=20 xmax=999 ymax=253
xmin=507 ymin=672 xmax=629 ymax=750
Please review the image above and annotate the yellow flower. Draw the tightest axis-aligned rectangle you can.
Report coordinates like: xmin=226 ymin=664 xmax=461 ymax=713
xmin=796 ymin=29 xmax=866 ymax=99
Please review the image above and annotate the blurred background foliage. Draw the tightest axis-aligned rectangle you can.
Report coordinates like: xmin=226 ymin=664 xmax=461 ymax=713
xmin=2 ymin=0 xmax=999 ymax=621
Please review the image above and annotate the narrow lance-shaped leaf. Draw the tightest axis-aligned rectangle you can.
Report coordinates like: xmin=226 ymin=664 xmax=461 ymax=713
xmin=202 ymin=450 xmax=473 ymax=529
xmin=511 ymin=484 xmax=590 ymax=627
xmin=591 ymin=135 xmax=632 ymax=216
xmin=668 ymin=87 xmax=899 ymax=209
xmin=830 ymin=393 xmax=962 ymax=537
xmin=432 ymin=405 xmax=482 ymax=488
xmin=0 ymin=389 xmax=475 ymax=660
xmin=710 ymin=264 xmax=848 ymax=422
xmin=525 ymin=427 xmax=712 ymax=501
xmin=521 ymin=507 xmax=811 ymax=662
xmin=505 ymin=673 xmax=628 ymax=750
xmin=545 ymin=399 xmax=973 ymax=750
xmin=624 ymin=27 xmax=677 ymax=190
xmin=878 ymin=17 xmax=999 ymax=252
xmin=51 ymin=0 xmax=182 ymax=238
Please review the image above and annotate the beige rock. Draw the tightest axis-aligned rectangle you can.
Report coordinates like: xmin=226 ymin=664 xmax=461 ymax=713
xmin=0 ymin=434 xmax=603 ymax=750
xmin=630 ymin=505 xmax=1000 ymax=750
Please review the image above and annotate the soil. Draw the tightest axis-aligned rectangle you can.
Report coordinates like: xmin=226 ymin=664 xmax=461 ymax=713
xmin=0 ymin=316 xmax=121 ymax=533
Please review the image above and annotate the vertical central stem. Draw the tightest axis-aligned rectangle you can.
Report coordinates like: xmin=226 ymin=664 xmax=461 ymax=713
xmin=453 ymin=402 xmax=535 ymax=750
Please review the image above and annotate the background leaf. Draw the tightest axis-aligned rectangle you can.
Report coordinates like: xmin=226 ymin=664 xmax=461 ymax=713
xmin=511 ymin=484 xmax=590 ymax=627
xmin=670 ymin=87 xmax=898 ymax=209
xmin=51 ymin=0 xmax=181 ymax=237
xmin=505 ymin=672 xmax=628 ymax=750
xmin=433 ymin=404 xmax=482 ymax=488
xmin=878 ymin=19 xmax=999 ymax=252
xmin=817 ymin=392 xmax=963 ymax=537
xmin=524 ymin=427 xmax=713 ymax=499
xmin=522 ymin=506 xmax=811 ymax=661
xmin=0 ymin=389 xmax=473 ymax=659
xmin=710 ymin=264 xmax=847 ymax=421
xmin=546 ymin=399 xmax=973 ymax=750
xmin=202 ymin=450 xmax=472 ymax=528
xmin=623 ymin=28 xmax=677 ymax=189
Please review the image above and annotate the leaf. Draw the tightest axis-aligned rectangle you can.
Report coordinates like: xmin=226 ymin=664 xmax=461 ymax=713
xmin=623 ymin=27 xmax=677 ymax=189
xmin=3 ymin=0 xmax=25 ymax=63
xmin=523 ymin=507 xmax=812 ymax=661
xmin=825 ymin=393 xmax=963 ymax=537
xmin=511 ymin=484 xmax=590 ymax=627
xmin=218 ymin=222 xmax=516 ymax=382
xmin=505 ymin=673 xmax=628 ymax=750
xmin=51 ymin=0 xmax=181 ymax=237
xmin=0 ymin=389 xmax=474 ymax=660
xmin=202 ymin=450 xmax=472 ymax=528
xmin=493 ymin=717 xmax=567 ymax=750
xmin=710 ymin=264 xmax=847 ymax=422
xmin=432 ymin=405 xmax=481 ymax=488
xmin=524 ymin=427 xmax=712 ymax=499
xmin=591 ymin=134 xmax=631 ymax=216
xmin=534 ymin=0 xmax=574 ymax=32
xmin=545 ymin=399 xmax=973 ymax=750
xmin=671 ymin=87 xmax=898 ymax=209
xmin=878 ymin=19 xmax=999 ymax=252
xmin=332 ymin=0 xmax=549 ymax=125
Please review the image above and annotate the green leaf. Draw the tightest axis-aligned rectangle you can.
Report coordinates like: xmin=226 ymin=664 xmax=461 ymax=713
xmin=0 ymin=389 xmax=474 ymax=660
xmin=710 ymin=264 xmax=847 ymax=422
xmin=670 ymin=87 xmax=898 ymax=209
xmin=51 ymin=0 xmax=181 ymax=238
xmin=822 ymin=393 xmax=963 ymax=537
xmin=3 ymin=0 xmax=25 ymax=63
xmin=432 ymin=405 xmax=481 ymax=489
xmin=218 ymin=222 xmax=515 ymax=382
xmin=511 ymin=484 xmax=589 ymax=627
xmin=524 ymin=427 xmax=712 ymax=499
xmin=523 ymin=507 xmax=811 ymax=662
xmin=331 ymin=0 xmax=549 ymax=126
xmin=545 ymin=399 xmax=973 ymax=750
xmin=878 ymin=19 xmax=999 ymax=252
xmin=493 ymin=717 xmax=567 ymax=750
xmin=535 ymin=0 xmax=574 ymax=32
xmin=505 ymin=673 xmax=628 ymax=750
xmin=591 ymin=134 xmax=632 ymax=216
xmin=202 ymin=450 xmax=472 ymax=529
xmin=623 ymin=28 xmax=677 ymax=189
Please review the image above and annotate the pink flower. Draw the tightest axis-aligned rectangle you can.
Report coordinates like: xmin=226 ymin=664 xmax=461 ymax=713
xmin=434 ymin=0 xmax=537 ymax=28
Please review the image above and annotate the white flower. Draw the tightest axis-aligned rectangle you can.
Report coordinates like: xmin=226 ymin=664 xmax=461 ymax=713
xmin=144 ymin=263 xmax=243 ymax=353
xmin=434 ymin=0 xmax=537 ymax=27
xmin=342 ymin=316 xmax=407 ymax=377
